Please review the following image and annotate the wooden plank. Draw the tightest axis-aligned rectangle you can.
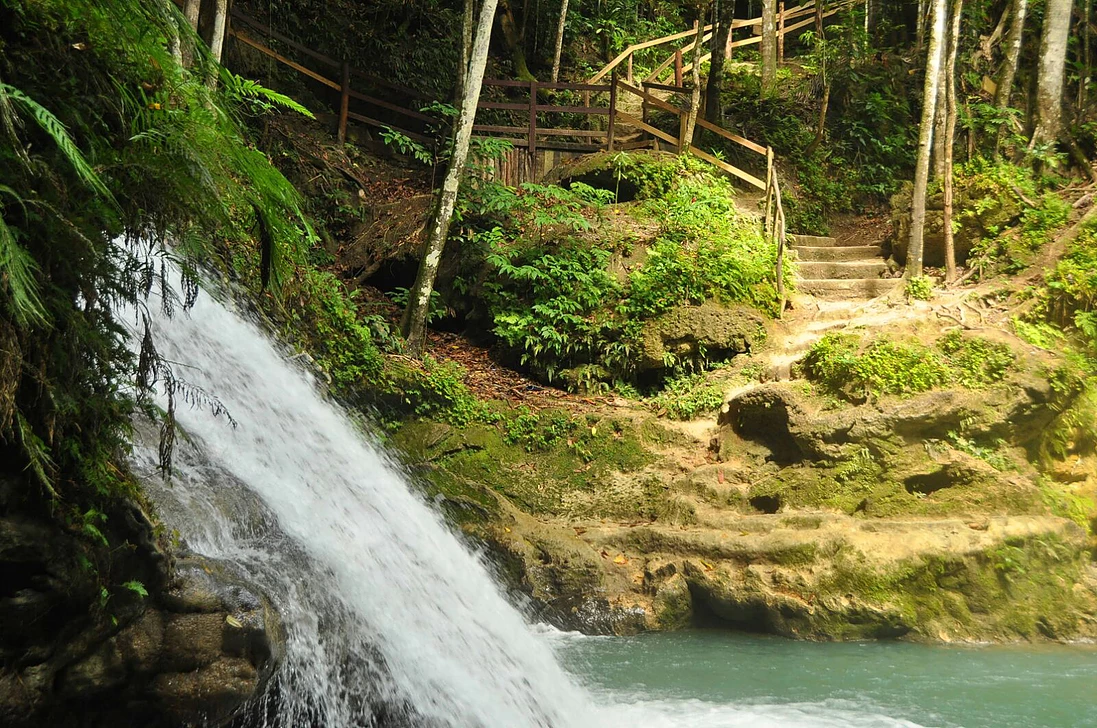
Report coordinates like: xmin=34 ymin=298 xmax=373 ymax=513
xmin=616 ymin=110 xmax=680 ymax=147
xmin=695 ymin=117 xmax=767 ymax=155
xmin=688 ymin=145 xmax=766 ymax=189
xmin=589 ymin=25 xmax=714 ymax=83
xmin=617 ymin=80 xmax=682 ymax=115
xmin=532 ymin=105 xmax=610 ymax=115
xmin=232 ymin=32 xmax=340 ymax=90
xmin=537 ymin=129 xmax=608 ymax=137
xmin=642 ymin=81 xmax=687 ymax=93
xmin=477 ymin=101 xmax=530 ymax=111
xmin=472 ymin=124 xmax=529 ymax=135
xmin=535 ymin=82 xmax=611 ymax=92
xmin=346 ymin=111 xmax=432 ymax=143
xmin=608 ymin=70 xmax=617 ymax=151
xmin=347 ymin=88 xmax=434 ymax=123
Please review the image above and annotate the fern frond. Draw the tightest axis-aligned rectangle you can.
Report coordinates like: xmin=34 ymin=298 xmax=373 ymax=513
xmin=0 ymin=83 xmax=115 ymax=205
xmin=221 ymin=70 xmax=315 ymax=118
xmin=0 ymin=187 xmax=46 ymax=325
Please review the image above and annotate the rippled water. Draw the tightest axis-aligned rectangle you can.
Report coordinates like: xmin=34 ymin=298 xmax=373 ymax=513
xmin=551 ymin=628 xmax=1097 ymax=727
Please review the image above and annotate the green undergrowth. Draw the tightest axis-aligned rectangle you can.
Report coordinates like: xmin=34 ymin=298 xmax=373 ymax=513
xmin=447 ymin=153 xmax=782 ymax=390
xmin=819 ymin=532 xmax=1089 ymax=640
xmin=393 ymin=411 xmax=684 ymax=521
xmin=799 ymin=330 xmax=1015 ymax=402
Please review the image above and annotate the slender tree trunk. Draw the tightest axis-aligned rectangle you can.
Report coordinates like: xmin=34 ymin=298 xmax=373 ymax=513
xmin=705 ymin=0 xmax=733 ymax=124
xmin=761 ymin=0 xmax=778 ymax=95
xmin=499 ymin=0 xmax=535 ymax=80
xmin=456 ymin=0 xmax=475 ymax=103
xmin=184 ymin=0 xmax=200 ymax=30
xmin=181 ymin=0 xmax=201 ymax=66
xmin=916 ymin=0 xmax=928 ymax=53
xmin=1080 ymin=0 xmax=1092 ymax=113
xmin=683 ymin=16 xmax=705 ymax=147
xmin=551 ymin=0 xmax=569 ymax=81
xmin=907 ymin=0 xmax=948 ymax=280
xmin=208 ymin=0 xmax=228 ymax=63
xmin=994 ymin=0 xmax=1027 ymax=153
xmin=1030 ymin=0 xmax=1073 ymax=149
xmin=994 ymin=0 xmax=1027 ymax=109
xmin=402 ymin=0 xmax=501 ymax=356
xmin=942 ymin=0 xmax=964 ymax=285
xmin=932 ymin=74 xmax=948 ymax=178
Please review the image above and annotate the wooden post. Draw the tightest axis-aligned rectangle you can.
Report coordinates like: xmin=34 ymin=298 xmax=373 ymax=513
xmin=778 ymin=1 xmax=786 ymax=64
xmin=678 ymin=110 xmax=688 ymax=154
xmin=337 ymin=62 xmax=350 ymax=145
xmin=674 ymin=48 xmax=684 ymax=86
xmin=528 ymin=79 xmax=538 ymax=159
xmin=608 ymin=71 xmax=618 ymax=151
xmin=627 ymin=54 xmax=634 ymax=84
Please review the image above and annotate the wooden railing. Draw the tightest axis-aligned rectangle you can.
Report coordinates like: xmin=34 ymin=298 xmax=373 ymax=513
xmin=588 ymin=0 xmax=856 ymax=87
xmin=764 ymin=148 xmax=788 ymax=312
xmin=474 ymin=78 xmax=613 ymax=154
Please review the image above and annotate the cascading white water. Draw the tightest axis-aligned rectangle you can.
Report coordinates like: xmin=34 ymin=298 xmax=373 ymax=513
xmin=123 ymin=257 xmax=929 ymax=728
xmin=124 ymin=259 xmax=594 ymax=727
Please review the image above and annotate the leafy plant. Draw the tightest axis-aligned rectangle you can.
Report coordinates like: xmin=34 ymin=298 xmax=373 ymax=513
xmin=905 ymin=275 xmax=933 ymax=301
xmin=646 ymin=372 xmax=725 ymax=420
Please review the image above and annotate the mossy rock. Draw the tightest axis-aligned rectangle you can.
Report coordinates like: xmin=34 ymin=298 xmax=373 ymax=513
xmin=638 ymin=301 xmax=768 ymax=372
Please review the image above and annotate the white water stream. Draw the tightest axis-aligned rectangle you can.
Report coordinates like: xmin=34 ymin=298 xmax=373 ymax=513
xmin=124 ymin=259 xmax=926 ymax=727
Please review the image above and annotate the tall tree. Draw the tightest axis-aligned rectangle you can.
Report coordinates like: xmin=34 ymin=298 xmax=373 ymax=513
xmin=993 ymin=0 xmax=1026 ymax=153
xmin=1030 ymin=0 xmax=1072 ymax=149
xmin=551 ymin=0 xmax=569 ymax=82
xmin=906 ymin=0 xmax=948 ymax=280
xmin=942 ymin=0 xmax=964 ymax=284
xmin=683 ymin=15 xmax=705 ymax=146
xmin=499 ymin=0 xmax=535 ymax=81
xmin=705 ymin=0 xmax=734 ymax=124
xmin=761 ymin=0 xmax=778 ymax=95
xmin=401 ymin=0 xmax=501 ymax=355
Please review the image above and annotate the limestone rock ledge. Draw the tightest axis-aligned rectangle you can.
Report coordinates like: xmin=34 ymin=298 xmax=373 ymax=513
xmin=0 ymin=508 xmax=282 ymax=728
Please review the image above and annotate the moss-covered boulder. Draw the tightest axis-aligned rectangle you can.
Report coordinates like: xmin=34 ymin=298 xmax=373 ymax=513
xmin=638 ymin=301 xmax=768 ymax=372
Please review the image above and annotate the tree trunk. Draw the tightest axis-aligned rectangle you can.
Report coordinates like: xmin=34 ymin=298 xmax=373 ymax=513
xmin=942 ymin=0 xmax=964 ymax=285
xmin=402 ymin=0 xmax=501 ymax=356
xmin=205 ymin=0 xmax=228 ymax=87
xmin=1080 ymin=0 xmax=1092 ymax=113
xmin=499 ymin=0 xmax=535 ymax=81
xmin=705 ymin=0 xmax=733 ymax=124
xmin=906 ymin=0 xmax=948 ymax=280
xmin=932 ymin=71 xmax=948 ymax=178
xmin=805 ymin=2 xmax=828 ymax=156
xmin=456 ymin=0 xmax=475 ymax=103
xmin=994 ymin=0 xmax=1027 ymax=152
xmin=551 ymin=0 xmax=569 ymax=82
xmin=683 ymin=17 xmax=705 ymax=147
xmin=181 ymin=0 xmax=201 ymax=66
xmin=1030 ymin=0 xmax=1072 ymax=148
xmin=761 ymin=0 xmax=777 ymax=95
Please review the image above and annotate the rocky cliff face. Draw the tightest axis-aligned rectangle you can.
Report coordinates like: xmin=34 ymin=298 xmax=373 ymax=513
xmin=0 ymin=487 xmax=282 ymax=728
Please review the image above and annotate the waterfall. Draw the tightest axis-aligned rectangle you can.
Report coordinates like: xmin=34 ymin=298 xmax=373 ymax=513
xmin=124 ymin=258 xmax=593 ymax=727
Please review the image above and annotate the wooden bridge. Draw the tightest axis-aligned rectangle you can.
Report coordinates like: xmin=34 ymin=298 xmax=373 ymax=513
xmin=225 ymin=3 xmax=861 ymax=310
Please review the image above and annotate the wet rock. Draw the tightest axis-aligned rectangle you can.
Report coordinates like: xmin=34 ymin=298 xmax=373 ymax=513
xmin=0 ymin=507 xmax=282 ymax=728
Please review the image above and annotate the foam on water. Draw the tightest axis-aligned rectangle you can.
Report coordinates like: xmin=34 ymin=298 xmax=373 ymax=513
xmin=124 ymin=258 xmax=926 ymax=727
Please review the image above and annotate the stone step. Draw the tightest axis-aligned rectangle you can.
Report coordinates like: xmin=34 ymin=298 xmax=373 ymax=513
xmin=793 ymin=245 xmax=883 ymax=262
xmin=797 ymin=260 xmax=889 ymax=280
xmin=798 ymin=278 xmax=899 ymax=298
xmin=788 ymin=234 xmax=839 ymax=247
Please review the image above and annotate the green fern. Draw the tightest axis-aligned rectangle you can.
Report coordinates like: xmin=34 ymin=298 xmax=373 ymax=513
xmin=0 ymin=187 xmax=46 ymax=324
xmin=0 ymin=83 xmax=114 ymax=204
xmin=221 ymin=70 xmax=315 ymax=119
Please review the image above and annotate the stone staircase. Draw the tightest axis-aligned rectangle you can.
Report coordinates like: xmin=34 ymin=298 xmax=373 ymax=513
xmin=790 ymin=234 xmax=895 ymax=298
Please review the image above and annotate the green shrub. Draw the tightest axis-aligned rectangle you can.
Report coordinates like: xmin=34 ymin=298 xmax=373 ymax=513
xmin=905 ymin=275 xmax=933 ymax=301
xmin=937 ymin=331 xmax=1014 ymax=388
xmin=801 ymin=333 xmax=951 ymax=400
xmin=646 ymin=372 xmax=725 ymax=420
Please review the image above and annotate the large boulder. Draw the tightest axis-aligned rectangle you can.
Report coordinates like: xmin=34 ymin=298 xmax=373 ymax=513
xmin=638 ymin=301 xmax=768 ymax=372
xmin=0 ymin=505 xmax=282 ymax=728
